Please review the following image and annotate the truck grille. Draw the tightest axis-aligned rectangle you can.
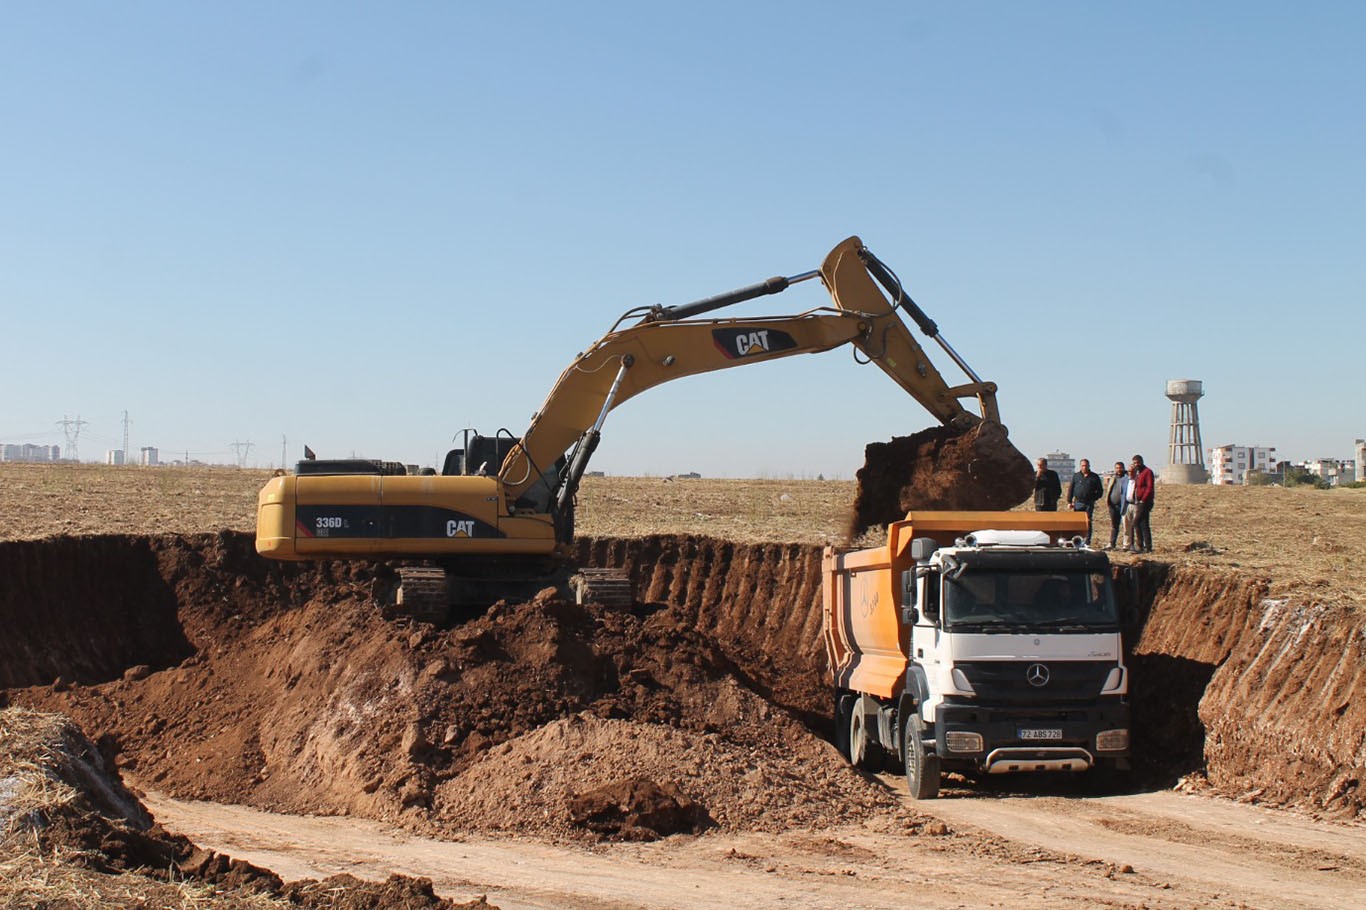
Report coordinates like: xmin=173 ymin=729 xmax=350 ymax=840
xmin=955 ymin=660 xmax=1113 ymax=703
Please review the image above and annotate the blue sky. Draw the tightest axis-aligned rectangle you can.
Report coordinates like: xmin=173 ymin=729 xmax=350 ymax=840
xmin=3 ymin=2 xmax=1362 ymax=476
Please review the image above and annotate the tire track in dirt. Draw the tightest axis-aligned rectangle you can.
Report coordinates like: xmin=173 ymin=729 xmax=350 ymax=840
xmin=144 ymin=790 xmax=1260 ymax=910
xmin=902 ymin=783 xmax=1366 ymax=910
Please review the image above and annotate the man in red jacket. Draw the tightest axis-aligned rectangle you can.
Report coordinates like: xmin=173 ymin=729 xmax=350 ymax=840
xmin=1127 ymin=454 xmax=1156 ymax=553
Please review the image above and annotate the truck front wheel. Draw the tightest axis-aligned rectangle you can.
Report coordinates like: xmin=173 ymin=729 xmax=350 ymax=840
xmin=903 ymin=714 xmax=941 ymax=800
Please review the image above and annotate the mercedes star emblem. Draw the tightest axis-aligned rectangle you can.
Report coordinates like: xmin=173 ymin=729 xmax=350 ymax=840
xmin=1026 ymin=663 xmax=1050 ymax=687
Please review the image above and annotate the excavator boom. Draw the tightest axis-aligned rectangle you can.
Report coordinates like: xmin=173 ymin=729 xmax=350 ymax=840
xmin=501 ymin=236 xmax=999 ymax=505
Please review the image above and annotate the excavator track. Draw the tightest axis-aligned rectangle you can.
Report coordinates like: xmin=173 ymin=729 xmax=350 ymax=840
xmin=570 ymin=568 xmax=634 ymax=607
xmin=387 ymin=566 xmax=450 ymax=623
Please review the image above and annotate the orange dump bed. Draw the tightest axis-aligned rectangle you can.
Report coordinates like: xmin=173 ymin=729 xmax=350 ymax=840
xmin=821 ymin=511 xmax=1088 ymax=698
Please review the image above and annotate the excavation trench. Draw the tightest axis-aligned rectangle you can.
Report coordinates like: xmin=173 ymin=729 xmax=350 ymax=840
xmin=2 ymin=532 xmax=1362 ymax=839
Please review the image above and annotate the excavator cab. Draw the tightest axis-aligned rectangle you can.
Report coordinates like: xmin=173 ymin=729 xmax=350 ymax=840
xmin=442 ymin=434 xmax=520 ymax=477
xmin=442 ymin=432 xmax=572 ymax=536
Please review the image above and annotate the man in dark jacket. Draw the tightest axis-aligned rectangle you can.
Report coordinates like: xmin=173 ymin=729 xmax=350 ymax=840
xmin=1102 ymin=462 xmax=1130 ymax=549
xmin=1067 ymin=458 xmax=1104 ymax=543
xmin=1034 ymin=458 xmax=1062 ymax=511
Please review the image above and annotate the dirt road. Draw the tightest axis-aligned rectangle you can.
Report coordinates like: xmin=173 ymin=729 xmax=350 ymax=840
xmin=907 ymin=782 xmax=1366 ymax=909
xmin=143 ymin=783 xmax=1366 ymax=910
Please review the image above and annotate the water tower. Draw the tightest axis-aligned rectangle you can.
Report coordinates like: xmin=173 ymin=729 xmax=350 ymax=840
xmin=1165 ymin=379 xmax=1209 ymax=484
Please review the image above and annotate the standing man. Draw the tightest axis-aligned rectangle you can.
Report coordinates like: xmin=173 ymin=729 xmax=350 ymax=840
xmin=1127 ymin=454 xmax=1156 ymax=553
xmin=1034 ymin=457 xmax=1062 ymax=511
xmin=1102 ymin=461 xmax=1129 ymax=549
xmin=1067 ymin=459 xmax=1104 ymax=544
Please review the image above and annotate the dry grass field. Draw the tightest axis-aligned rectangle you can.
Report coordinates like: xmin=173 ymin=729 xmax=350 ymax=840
xmin=2 ymin=462 xmax=1363 ymax=604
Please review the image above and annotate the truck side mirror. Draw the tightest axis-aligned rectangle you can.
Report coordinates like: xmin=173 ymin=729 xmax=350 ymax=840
xmin=910 ymin=537 xmax=938 ymax=561
xmin=901 ymin=568 xmax=920 ymax=625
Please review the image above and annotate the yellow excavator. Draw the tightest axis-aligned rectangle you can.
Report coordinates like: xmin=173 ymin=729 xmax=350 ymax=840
xmin=256 ymin=236 xmax=1010 ymax=613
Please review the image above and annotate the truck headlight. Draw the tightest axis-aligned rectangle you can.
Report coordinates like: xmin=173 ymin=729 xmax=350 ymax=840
xmin=945 ymin=731 xmax=983 ymax=753
xmin=1101 ymin=667 xmax=1126 ymax=692
xmin=950 ymin=667 xmax=975 ymax=694
xmin=1096 ymin=729 xmax=1129 ymax=752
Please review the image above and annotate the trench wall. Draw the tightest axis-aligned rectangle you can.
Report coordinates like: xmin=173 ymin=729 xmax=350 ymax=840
xmin=0 ymin=536 xmax=191 ymax=688
xmin=0 ymin=532 xmax=362 ymax=690
xmin=576 ymin=535 xmax=828 ymax=723
xmin=1127 ymin=566 xmax=1364 ymax=815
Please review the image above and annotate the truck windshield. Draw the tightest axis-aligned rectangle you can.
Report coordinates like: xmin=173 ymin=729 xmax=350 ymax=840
xmin=942 ymin=570 xmax=1117 ymax=632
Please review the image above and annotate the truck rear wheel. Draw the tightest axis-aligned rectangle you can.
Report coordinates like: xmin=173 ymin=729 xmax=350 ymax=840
xmin=848 ymin=697 xmax=882 ymax=773
xmin=903 ymin=714 xmax=940 ymax=800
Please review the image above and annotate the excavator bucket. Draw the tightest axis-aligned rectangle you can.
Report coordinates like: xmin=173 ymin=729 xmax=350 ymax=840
xmin=847 ymin=420 xmax=1035 ymax=539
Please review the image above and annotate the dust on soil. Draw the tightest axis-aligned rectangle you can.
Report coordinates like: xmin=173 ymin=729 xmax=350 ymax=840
xmin=847 ymin=421 xmax=1035 ymax=537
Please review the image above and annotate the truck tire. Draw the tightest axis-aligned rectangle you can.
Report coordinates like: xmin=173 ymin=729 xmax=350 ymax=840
xmin=1083 ymin=759 xmax=1129 ymax=795
xmin=834 ymin=692 xmax=853 ymax=761
xmin=848 ymin=697 xmax=882 ymax=773
xmin=903 ymin=714 xmax=940 ymax=800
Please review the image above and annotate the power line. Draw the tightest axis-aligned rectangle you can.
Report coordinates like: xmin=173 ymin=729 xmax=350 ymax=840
xmin=228 ymin=440 xmax=254 ymax=468
xmin=56 ymin=415 xmax=89 ymax=461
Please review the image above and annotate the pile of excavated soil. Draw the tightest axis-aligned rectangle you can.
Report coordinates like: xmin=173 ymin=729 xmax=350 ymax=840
xmin=848 ymin=421 xmax=1035 ymax=537
xmin=4 ymin=534 xmax=902 ymax=843
xmin=0 ymin=707 xmax=484 ymax=909
xmin=441 ymin=709 xmax=899 ymax=838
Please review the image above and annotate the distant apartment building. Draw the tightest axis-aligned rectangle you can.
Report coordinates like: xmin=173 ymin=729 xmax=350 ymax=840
xmin=1303 ymin=458 xmax=1355 ymax=486
xmin=1208 ymin=444 xmax=1277 ymax=485
xmin=139 ymin=446 xmax=160 ymax=467
xmin=1357 ymin=439 xmax=1365 ymax=482
xmin=1 ymin=443 xmax=61 ymax=463
xmin=1042 ymin=451 xmax=1075 ymax=480
xmin=105 ymin=449 xmax=126 ymax=465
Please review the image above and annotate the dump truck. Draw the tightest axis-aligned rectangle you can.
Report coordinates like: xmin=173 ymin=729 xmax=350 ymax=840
xmin=257 ymin=236 xmax=1028 ymax=613
xmin=823 ymin=511 xmax=1129 ymax=798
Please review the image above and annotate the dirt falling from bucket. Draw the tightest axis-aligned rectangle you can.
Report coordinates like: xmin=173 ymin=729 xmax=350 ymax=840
xmin=847 ymin=421 xmax=1035 ymax=538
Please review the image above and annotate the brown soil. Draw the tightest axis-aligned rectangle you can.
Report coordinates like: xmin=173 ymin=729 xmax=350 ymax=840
xmin=0 ymin=708 xmax=483 ymax=909
xmin=4 ymin=534 xmax=903 ymax=845
xmin=847 ymin=422 xmax=1035 ymax=537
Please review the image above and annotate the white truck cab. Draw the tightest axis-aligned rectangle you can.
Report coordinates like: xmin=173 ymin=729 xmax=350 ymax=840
xmin=824 ymin=513 xmax=1130 ymax=799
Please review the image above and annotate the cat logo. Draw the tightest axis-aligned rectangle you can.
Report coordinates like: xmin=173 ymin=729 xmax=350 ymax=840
xmin=711 ymin=327 xmax=799 ymax=360
xmin=734 ymin=330 xmax=771 ymax=356
xmin=446 ymin=519 xmax=475 ymax=538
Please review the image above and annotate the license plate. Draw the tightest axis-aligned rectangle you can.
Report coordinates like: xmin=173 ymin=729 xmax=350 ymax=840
xmin=1019 ymin=728 xmax=1063 ymax=741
